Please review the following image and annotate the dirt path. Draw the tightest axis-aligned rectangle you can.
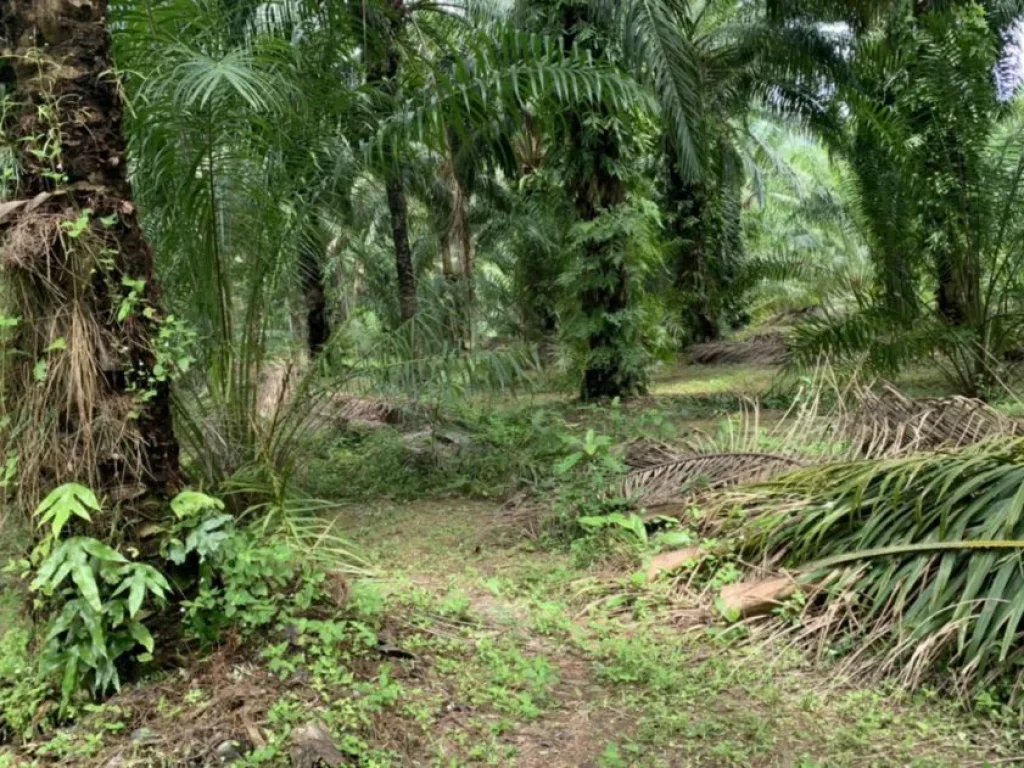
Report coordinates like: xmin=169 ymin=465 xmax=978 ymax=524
xmin=339 ymin=499 xmax=1013 ymax=768
xmin=347 ymin=501 xmax=636 ymax=766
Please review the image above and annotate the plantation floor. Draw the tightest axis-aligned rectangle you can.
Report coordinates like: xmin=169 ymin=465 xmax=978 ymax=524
xmin=7 ymin=499 xmax=1020 ymax=767
xmin=330 ymin=500 xmax=1017 ymax=768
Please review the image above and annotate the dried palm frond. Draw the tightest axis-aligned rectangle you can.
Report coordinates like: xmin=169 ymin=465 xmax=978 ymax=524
xmin=688 ymin=333 xmax=789 ymax=366
xmin=837 ymin=381 xmax=1023 ymax=458
xmin=256 ymin=361 xmax=405 ymax=428
xmin=493 ymin=490 xmax=549 ymax=538
xmin=622 ymin=438 xmax=686 ymax=469
xmin=617 ymin=451 xmax=806 ymax=509
xmin=330 ymin=395 xmax=404 ymax=427
xmin=1 ymin=216 xmax=152 ymax=517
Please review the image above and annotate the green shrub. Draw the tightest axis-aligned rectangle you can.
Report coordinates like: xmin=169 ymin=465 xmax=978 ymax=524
xmin=180 ymin=529 xmax=327 ymax=644
xmin=1 ymin=481 xmax=343 ymax=726
xmin=0 ymin=603 xmax=49 ymax=742
xmin=313 ymin=428 xmax=444 ymax=500
xmin=570 ymin=512 xmax=648 ymax=568
xmin=25 ymin=485 xmax=170 ymax=712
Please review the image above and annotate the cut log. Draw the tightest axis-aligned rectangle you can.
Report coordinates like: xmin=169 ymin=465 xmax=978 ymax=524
xmin=718 ymin=576 xmax=797 ymax=618
xmin=646 ymin=547 xmax=704 ymax=581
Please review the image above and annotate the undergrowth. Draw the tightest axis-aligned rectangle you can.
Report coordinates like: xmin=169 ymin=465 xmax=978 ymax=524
xmin=7 ymin=380 xmax=1024 ymax=764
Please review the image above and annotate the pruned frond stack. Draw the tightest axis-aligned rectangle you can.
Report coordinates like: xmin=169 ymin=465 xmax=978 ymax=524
xmin=622 ymin=438 xmax=687 ymax=469
xmin=838 ymin=382 xmax=1023 ymax=458
xmin=330 ymin=396 xmax=404 ymax=429
xmin=494 ymin=490 xmax=549 ymax=538
xmin=688 ymin=333 xmax=790 ymax=365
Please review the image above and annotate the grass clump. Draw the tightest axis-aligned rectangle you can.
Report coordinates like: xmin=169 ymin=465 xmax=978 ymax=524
xmin=0 ymin=598 xmax=49 ymax=744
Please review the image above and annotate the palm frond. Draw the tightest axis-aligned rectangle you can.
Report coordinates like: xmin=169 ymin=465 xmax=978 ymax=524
xmin=618 ymin=451 xmax=806 ymax=509
xmin=370 ymin=26 xmax=652 ymax=166
xmin=597 ymin=0 xmax=705 ymax=179
xmin=731 ymin=439 xmax=1024 ymax=699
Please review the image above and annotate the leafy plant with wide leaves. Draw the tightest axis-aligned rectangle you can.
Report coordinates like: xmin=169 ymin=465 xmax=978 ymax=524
xmin=26 ymin=485 xmax=170 ymax=711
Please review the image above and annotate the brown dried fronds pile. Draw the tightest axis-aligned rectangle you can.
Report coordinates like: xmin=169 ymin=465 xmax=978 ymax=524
xmin=622 ymin=438 xmax=687 ymax=469
xmin=689 ymin=333 xmax=789 ymax=366
xmin=0 ymin=213 xmax=63 ymax=272
xmin=837 ymin=381 xmax=1024 ymax=457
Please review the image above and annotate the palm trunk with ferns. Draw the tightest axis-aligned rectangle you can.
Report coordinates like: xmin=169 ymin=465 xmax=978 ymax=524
xmin=664 ymin=145 xmax=720 ymax=344
xmin=515 ymin=113 xmax=559 ymax=359
xmin=569 ymin=119 xmax=638 ymax=400
xmin=562 ymin=4 xmax=646 ymax=400
xmin=1 ymin=0 xmax=182 ymax=515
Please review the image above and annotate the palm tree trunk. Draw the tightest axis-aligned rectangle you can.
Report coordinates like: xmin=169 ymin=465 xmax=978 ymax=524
xmin=1 ymin=0 xmax=182 ymax=511
xmin=562 ymin=5 xmax=646 ymax=401
xmin=368 ymin=0 xmax=417 ymax=324
xmin=441 ymin=146 xmax=474 ymax=349
xmin=454 ymin=177 xmax=474 ymax=349
xmin=571 ymin=122 xmax=643 ymax=400
xmin=517 ymin=240 xmax=560 ymax=360
xmin=664 ymin=146 xmax=720 ymax=344
xmin=934 ymin=248 xmax=969 ymax=325
xmin=298 ymin=237 xmax=331 ymax=357
xmin=385 ymin=171 xmax=418 ymax=323
xmin=514 ymin=131 xmax=560 ymax=359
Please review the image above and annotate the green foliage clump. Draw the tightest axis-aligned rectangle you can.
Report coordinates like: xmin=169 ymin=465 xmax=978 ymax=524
xmin=0 ymin=602 xmax=49 ymax=743
xmin=0 ymin=479 xmax=350 ymax=736
xmin=570 ymin=512 xmax=649 ymax=569
xmin=543 ymin=427 xmax=635 ymax=556
xmin=23 ymin=485 xmax=170 ymax=713
xmin=306 ymin=404 xmax=576 ymax=501
xmin=180 ymin=528 xmax=328 ymax=646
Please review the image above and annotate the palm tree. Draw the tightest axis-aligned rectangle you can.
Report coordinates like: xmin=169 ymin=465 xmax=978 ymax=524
xmin=766 ymin=0 xmax=1024 ymax=326
xmin=502 ymin=0 xmax=652 ymax=399
xmin=768 ymin=0 xmax=1024 ymax=394
xmin=605 ymin=0 xmax=845 ymax=344
xmin=1 ymin=0 xmax=181 ymax=512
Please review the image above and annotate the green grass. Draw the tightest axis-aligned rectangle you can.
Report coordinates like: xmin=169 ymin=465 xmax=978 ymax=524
xmin=652 ymin=362 xmax=780 ymax=398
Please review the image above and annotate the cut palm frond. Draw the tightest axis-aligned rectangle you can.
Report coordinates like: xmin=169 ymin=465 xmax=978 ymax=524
xmin=837 ymin=381 xmax=1023 ymax=457
xmin=730 ymin=439 xmax=1024 ymax=699
xmin=618 ymin=452 xmax=805 ymax=509
xmin=622 ymin=438 xmax=687 ymax=469
xmin=688 ymin=334 xmax=790 ymax=365
xmin=493 ymin=489 xmax=549 ymax=539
